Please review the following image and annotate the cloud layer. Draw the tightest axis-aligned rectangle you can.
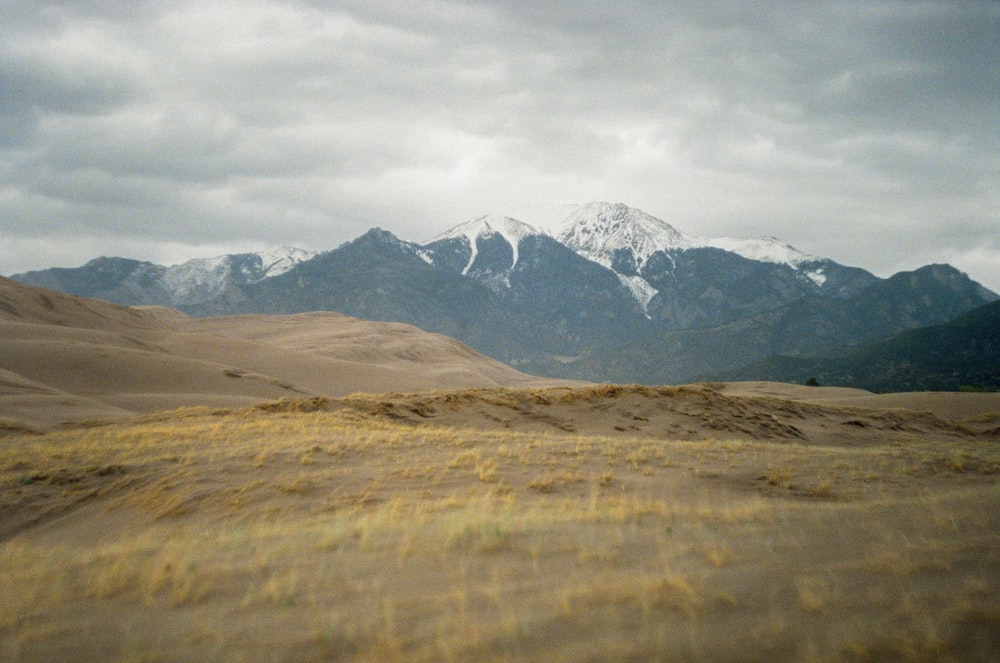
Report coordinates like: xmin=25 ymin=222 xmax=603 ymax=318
xmin=2 ymin=1 xmax=998 ymax=291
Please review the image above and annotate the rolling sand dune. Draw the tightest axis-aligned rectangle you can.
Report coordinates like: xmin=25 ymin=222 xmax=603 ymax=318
xmin=324 ymin=382 xmax=999 ymax=448
xmin=717 ymin=380 xmax=1000 ymax=421
xmin=0 ymin=277 xmax=564 ymax=431
xmin=2 ymin=385 xmax=999 ymax=660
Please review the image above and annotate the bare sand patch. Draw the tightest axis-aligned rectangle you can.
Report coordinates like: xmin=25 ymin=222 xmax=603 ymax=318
xmin=0 ymin=278 xmax=564 ymax=431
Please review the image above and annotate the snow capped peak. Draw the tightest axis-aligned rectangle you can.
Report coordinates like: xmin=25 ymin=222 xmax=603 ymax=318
xmin=430 ymin=213 xmax=542 ymax=247
xmin=555 ymin=202 xmax=700 ymax=269
xmin=703 ymin=236 xmax=816 ymax=268
xmin=161 ymin=255 xmax=235 ymax=304
xmin=429 ymin=213 xmax=544 ymax=276
xmin=425 ymin=202 xmax=835 ymax=303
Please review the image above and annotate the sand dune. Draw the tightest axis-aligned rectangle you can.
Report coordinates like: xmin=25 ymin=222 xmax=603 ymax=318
xmin=322 ymin=383 xmax=996 ymax=448
xmin=717 ymin=380 xmax=1000 ymax=420
xmin=2 ymin=385 xmax=998 ymax=661
xmin=3 ymin=276 xmax=998 ymax=435
xmin=0 ymin=277 xmax=562 ymax=431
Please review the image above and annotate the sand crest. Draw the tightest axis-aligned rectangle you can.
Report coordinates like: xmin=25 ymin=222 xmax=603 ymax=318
xmin=0 ymin=277 xmax=562 ymax=431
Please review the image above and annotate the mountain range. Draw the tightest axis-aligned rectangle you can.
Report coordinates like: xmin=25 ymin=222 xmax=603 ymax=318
xmin=12 ymin=202 xmax=997 ymax=388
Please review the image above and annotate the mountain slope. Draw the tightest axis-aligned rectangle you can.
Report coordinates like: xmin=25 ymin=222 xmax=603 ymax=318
xmin=11 ymin=247 xmax=315 ymax=307
xmin=504 ymin=263 xmax=997 ymax=385
xmin=712 ymin=300 xmax=1000 ymax=392
xmin=186 ymin=229 xmax=551 ymax=362
xmin=423 ymin=224 xmax=650 ymax=354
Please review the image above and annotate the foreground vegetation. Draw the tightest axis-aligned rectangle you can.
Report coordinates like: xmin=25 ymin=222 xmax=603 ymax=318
xmin=2 ymin=389 xmax=999 ymax=661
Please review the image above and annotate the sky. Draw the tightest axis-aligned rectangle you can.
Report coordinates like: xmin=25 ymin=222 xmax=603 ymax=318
xmin=2 ymin=1 xmax=999 ymax=292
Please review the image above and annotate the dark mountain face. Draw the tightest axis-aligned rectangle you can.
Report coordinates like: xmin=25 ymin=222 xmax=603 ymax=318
xmin=10 ymin=210 xmax=997 ymax=388
xmin=641 ymin=265 xmax=1000 ymax=381
xmin=421 ymin=236 xmax=474 ymax=275
xmin=643 ymin=248 xmax=817 ymax=330
xmin=851 ymin=264 xmax=999 ymax=329
xmin=12 ymin=257 xmax=170 ymax=306
xmin=711 ymin=300 xmax=1000 ymax=392
xmin=640 ymin=249 xmax=883 ymax=331
xmin=404 ymin=230 xmax=649 ymax=359
xmin=508 ymin=235 xmax=650 ymax=348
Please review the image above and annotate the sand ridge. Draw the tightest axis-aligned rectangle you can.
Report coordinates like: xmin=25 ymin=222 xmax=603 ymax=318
xmin=320 ymin=383 xmax=998 ymax=447
xmin=0 ymin=278 xmax=565 ymax=431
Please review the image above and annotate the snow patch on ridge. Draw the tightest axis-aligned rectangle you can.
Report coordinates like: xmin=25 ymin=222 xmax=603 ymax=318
xmin=804 ymin=268 xmax=827 ymax=286
xmin=705 ymin=236 xmax=815 ymax=268
xmin=430 ymin=213 xmax=542 ymax=273
xmin=461 ymin=235 xmax=479 ymax=275
xmin=161 ymin=255 xmax=232 ymax=303
xmin=257 ymin=246 xmax=316 ymax=276
xmin=617 ymin=274 xmax=657 ymax=317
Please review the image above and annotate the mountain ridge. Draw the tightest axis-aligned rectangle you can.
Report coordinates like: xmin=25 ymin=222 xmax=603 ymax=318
xmin=12 ymin=246 xmax=316 ymax=308
xmin=10 ymin=203 xmax=997 ymax=387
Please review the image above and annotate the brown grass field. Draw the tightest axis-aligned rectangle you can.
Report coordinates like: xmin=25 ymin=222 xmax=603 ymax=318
xmin=2 ymin=384 xmax=999 ymax=662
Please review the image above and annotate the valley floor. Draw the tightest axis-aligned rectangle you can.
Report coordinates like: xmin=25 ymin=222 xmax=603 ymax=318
xmin=2 ymin=385 xmax=999 ymax=661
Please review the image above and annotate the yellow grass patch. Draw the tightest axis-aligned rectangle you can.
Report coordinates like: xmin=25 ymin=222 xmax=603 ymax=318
xmin=1 ymin=391 xmax=999 ymax=661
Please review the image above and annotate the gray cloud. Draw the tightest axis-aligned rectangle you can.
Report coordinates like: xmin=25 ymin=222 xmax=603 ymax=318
xmin=1 ymin=0 xmax=998 ymax=292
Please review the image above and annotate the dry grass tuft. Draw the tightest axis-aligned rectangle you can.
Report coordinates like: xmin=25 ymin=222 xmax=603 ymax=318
xmin=253 ymin=396 xmax=332 ymax=413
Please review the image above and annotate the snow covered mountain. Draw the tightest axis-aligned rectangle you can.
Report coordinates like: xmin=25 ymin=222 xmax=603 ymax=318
xmin=426 ymin=213 xmax=543 ymax=276
xmin=11 ymin=203 xmax=998 ymax=386
xmin=553 ymin=202 xmax=700 ymax=269
xmin=256 ymin=246 xmax=317 ymax=277
xmin=484 ymin=201 xmax=816 ymax=269
xmin=12 ymin=247 xmax=316 ymax=307
xmin=158 ymin=246 xmax=317 ymax=305
xmin=426 ymin=202 xmax=874 ymax=315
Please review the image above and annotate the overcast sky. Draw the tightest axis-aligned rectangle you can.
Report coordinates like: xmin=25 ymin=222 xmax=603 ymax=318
xmin=2 ymin=1 xmax=998 ymax=291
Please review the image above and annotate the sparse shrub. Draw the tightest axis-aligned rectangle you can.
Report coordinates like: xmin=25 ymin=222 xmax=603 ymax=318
xmin=448 ymin=451 xmax=477 ymax=468
xmin=476 ymin=457 xmax=498 ymax=482
xmin=529 ymin=477 xmax=557 ymax=493
xmin=765 ymin=467 xmax=793 ymax=488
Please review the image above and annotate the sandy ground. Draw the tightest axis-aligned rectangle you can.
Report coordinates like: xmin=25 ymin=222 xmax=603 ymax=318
xmin=0 ymin=277 xmax=564 ymax=432
xmin=1 ymin=388 xmax=998 ymax=661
